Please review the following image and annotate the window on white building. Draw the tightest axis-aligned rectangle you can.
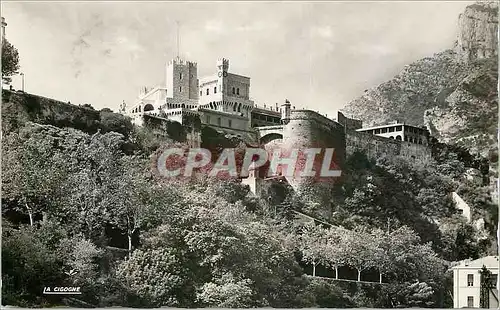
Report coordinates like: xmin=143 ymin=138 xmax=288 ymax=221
xmin=467 ymin=296 xmax=474 ymax=308
xmin=467 ymin=274 xmax=474 ymax=286
xmin=200 ymin=90 xmax=202 ymax=96
xmin=217 ymin=117 xmax=221 ymax=126
xmin=237 ymin=88 xmax=240 ymax=95
xmin=232 ymin=87 xmax=235 ymax=94
xmin=214 ymin=87 xmax=217 ymax=94
xmin=206 ymin=88 xmax=209 ymax=95
xmin=228 ymin=119 xmax=232 ymax=128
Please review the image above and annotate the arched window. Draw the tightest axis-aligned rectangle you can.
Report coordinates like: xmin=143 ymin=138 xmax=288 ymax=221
xmin=396 ymin=135 xmax=402 ymax=141
xmin=206 ymin=88 xmax=209 ymax=95
xmin=200 ymin=90 xmax=202 ymax=96
xmin=233 ymin=104 xmax=236 ymax=112
xmin=179 ymin=72 xmax=183 ymax=80
xmin=144 ymin=104 xmax=154 ymax=112
xmin=237 ymin=88 xmax=240 ymax=95
xmin=238 ymin=103 xmax=241 ymax=112
xmin=181 ymin=104 xmax=185 ymax=108
xmin=214 ymin=87 xmax=217 ymax=94
xmin=232 ymin=87 xmax=235 ymax=94
xmin=138 ymin=106 xmax=141 ymax=112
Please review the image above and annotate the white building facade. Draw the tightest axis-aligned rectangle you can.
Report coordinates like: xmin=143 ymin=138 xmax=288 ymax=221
xmin=452 ymin=256 xmax=499 ymax=308
xmin=121 ymin=57 xmax=281 ymax=137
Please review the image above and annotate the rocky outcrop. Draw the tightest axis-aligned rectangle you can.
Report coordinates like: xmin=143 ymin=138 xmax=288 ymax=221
xmin=455 ymin=2 xmax=498 ymax=62
xmin=423 ymin=56 xmax=497 ymax=157
xmin=341 ymin=50 xmax=472 ymax=128
xmin=341 ymin=2 xmax=498 ymax=157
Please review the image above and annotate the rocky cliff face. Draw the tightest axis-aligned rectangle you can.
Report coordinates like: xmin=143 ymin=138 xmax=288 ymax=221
xmin=341 ymin=2 xmax=498 ymax=158
xmin=456 ymin=2 xmax=498 ymax=62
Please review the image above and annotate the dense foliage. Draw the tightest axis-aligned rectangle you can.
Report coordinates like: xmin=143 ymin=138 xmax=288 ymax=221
xmin=1 ymin=116 xmax=495 ymax=308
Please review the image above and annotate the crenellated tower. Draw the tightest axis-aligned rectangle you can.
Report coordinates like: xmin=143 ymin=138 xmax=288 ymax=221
xmin=166 ymin=57 xmax=199 ymax=100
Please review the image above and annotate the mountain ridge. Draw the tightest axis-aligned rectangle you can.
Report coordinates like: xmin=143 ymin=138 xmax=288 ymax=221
xmin=341 ymin=2 xmax=498 ymax=158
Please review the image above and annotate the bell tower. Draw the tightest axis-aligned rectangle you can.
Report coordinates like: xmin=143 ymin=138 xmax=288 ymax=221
xmin=216 ymin=58 xmax=229 ymax=95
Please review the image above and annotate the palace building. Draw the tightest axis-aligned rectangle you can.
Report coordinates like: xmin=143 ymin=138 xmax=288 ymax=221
xmin=119 ymin=56 xmax=431 ymax=158
xmin=121 ymin=57 xmax=282 ymax=140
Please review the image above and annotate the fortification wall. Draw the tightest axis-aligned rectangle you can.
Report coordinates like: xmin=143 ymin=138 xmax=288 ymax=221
xmin=2 ymin=90 xmax=133 ymax=137
xmin=346 ymin=129 xmax=431 ymax=161
xmin=337 ymin=111 xmax=362 ymax=130
xmin=283 ymin=110 xmax=346 ymax=160
xmin=280 ymin=110 xmax=346 ymax=220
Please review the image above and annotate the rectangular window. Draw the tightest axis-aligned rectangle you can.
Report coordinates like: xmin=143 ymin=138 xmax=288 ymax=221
xmin=217 ymin=117 xmax=221 ymax=126
xmin=490 ymin=274 xmax=498 ymax=287
xmin=206 ymin=89 xmax=209 ymax=95
xmin=467 ymin=274 xmax=474 ymax=286
xmin=179 ymin=86 xmax=182 ymax=93
xmin=228 ymin=119 xmax=232 ymax=128
xmin=214 ymin=87 xmax=217 ymax=94
xmin=389 ymin=127 xmax=395 ymax=132
xmin=237 ymin=88 xmax=240 ymax=95
xmin=179 ymin=72 xmax=183 ymax=80
xmin=467 ymin=296 xmax=474 ymax=308
xmin=206 ymin=115 xmax=211 ymax=124
xmin=374 ymin=129 xmax=381 ymax=134
xmin=396 ymin=126 xmax=402 ymax=131
xmin=381 ymin=128 xmax=387 ymax=133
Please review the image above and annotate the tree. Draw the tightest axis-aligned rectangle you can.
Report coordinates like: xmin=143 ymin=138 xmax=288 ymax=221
xmin=116 ymin=247 xmax=194 ymax=307
xmin=298 ymin=222 xmax=328 ymax=277
xmin=342 ymin=226 xmax=379 ymax=281
xmin=2 ymin=39 xmax=20 ymax=84
xmin=2 ymin=125 xmax=70 ymax=226
xmin=106 ymin=156 xmax=154 ymax=254
xmin=324 ymin=226 xmax=348 ymax=279
xmin=196 ymin=273 xmax=256 ymax=307
xmin=2 ymin=223 xmax=65 ymax=306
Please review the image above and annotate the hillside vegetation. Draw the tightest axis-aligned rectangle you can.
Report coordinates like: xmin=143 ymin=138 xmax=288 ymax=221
xmin=2 ymin=108 xmax=496 ymax=307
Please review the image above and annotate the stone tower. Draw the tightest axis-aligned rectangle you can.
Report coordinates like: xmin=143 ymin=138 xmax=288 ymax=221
xmin=281 ymin=99 xmax=291 ymax=124
xmin=166 ymin=57 xmax=198 ymax=100
xmin=216 ymin=58 xmax=229 ymax=95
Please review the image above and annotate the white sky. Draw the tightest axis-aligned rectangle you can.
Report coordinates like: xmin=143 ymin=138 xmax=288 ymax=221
xmin=2 ymin=1 xmax=473 ymax=117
